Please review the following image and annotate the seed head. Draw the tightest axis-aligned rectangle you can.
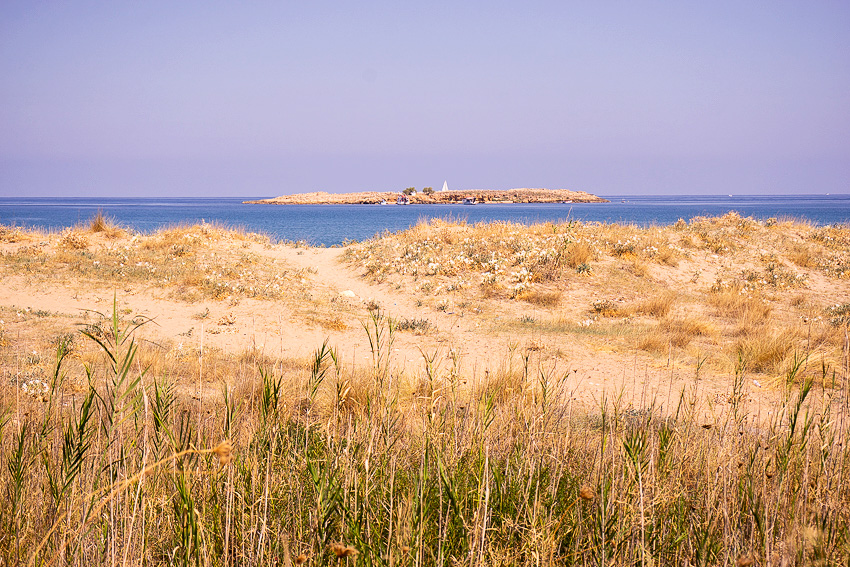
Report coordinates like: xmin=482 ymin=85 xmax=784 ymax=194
xmin=294 ymin=554 xmax=308 ymax=565
xmin=579 ymin=485 xmax=595 ymax=501
xmin=213 ymin=440 xmax=234 ymax=466
xmin=329 ymin=543 xmax=358 ymax=558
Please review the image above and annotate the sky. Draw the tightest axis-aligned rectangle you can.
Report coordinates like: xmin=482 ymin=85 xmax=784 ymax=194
xmin=1 ymin=1 xmax=848 ymax=197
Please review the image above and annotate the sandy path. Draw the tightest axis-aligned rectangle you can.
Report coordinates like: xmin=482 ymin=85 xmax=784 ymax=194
xmin=266 ymin=246 xmax=750 ymax=415
xmin=0 ymin=240 xmax=770 ymax=418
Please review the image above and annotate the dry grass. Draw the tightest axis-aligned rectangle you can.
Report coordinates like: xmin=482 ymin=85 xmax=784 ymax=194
xmin=1 ymin=219 xmax=307 ymax=303
xmin=1 ymin=214 xmax=850 ymax=564
xmin=708 ymin=288 xmax=773 ymax=327
xmin=636 ymin=329 xmax=669 ymax=353
xmin=660 ymin=315 xmax=716 ymax=348
xmin=85 ymin=209 xmax=126 ymax=238
xmin=0 ymin=301 xmax=846 ymax=565
xmin=563 ymin=240 xmax=594 ymax=268
xmin=517 ymin=287 xmax=562 ymax=306
xmin=635 ymin=291 xmax=676 ymax=318
xmin=735 ymin=327 xmax=802 ymax=375
xmin=786 ymin=241 xmax=818 ymax=268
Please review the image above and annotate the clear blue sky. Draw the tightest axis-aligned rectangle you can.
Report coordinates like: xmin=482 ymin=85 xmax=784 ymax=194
xmin=1 ymin=1 xmax=848 ymax=197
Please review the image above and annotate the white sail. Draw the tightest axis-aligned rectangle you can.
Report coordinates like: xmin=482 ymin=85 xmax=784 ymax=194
xmin=441 ymin=181 xmax=448 ymax=192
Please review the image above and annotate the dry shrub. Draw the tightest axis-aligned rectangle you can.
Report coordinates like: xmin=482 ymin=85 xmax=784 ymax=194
xmin=654 ymin=244 xmax=679 ymax=266
xmin=635 ymin=292 xmax=676 ymax=318
xmin=59 ymin=231 xmax=89 ymax=250
xmin=678 ymin=234 xmax=698 ymax=249
xmin=518 ymin=288 xmax=561 ymax=307
xmin=0 ymin=226 xmax=30 ymax=243
xmin=699 ymin=232 xmax=735 ymax=254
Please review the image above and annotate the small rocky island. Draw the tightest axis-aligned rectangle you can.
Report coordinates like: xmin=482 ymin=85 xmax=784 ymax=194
xmin=244 ymin=188 xmax=608 ymax=205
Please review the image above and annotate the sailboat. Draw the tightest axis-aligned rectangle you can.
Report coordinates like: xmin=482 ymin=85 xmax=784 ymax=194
xmin=441 ymin=181 xmax=449 ymax=192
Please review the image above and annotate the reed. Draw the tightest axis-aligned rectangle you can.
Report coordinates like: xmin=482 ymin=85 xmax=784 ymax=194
xmin=0 ymin=299 xmax=846 ymax=566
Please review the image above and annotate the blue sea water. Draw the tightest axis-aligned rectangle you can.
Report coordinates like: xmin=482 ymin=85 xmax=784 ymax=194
xmin=1 ymin=194 xmax=848 ymax=247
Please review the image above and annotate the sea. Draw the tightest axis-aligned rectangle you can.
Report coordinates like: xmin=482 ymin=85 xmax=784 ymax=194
xmin=1 ymin=194 xmax=848 ymax=247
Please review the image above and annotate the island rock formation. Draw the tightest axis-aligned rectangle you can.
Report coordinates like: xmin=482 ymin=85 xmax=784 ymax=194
xmin=244 ymin=188 xmax=608 ymax=205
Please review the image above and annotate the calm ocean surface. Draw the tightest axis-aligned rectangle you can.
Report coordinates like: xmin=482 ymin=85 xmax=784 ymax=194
xmin=1 ymin=195 xmax=848 ymax=247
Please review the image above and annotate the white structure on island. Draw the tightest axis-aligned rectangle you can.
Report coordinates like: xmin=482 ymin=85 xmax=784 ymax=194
xmin=441 ymin=181 xmax=449 ymax=192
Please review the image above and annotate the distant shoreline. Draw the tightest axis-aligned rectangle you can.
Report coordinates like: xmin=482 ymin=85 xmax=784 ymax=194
xmin=243 ymin=188 xmax=609 ymax=205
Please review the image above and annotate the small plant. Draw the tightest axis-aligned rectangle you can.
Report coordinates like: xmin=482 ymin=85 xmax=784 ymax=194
xmin=192 ymin=307 xmax=210 ymax=320
xmin=362 ymin=308 xmax=395 ymax=379
xmin=394 ymin=317 xmax=433 ymax=334
xmin=826 ymin=302 xmax=850 ymax=326
xmin=591 ymin=299 xmax=626 ymax=317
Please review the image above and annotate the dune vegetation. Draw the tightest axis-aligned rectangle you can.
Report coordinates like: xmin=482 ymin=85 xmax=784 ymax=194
xmin=0 ymin=213 xmax=848 ymax=565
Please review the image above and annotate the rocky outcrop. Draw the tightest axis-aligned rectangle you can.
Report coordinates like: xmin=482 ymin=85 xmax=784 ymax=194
xmin=244 ymin=188 xmax=608 ymax=205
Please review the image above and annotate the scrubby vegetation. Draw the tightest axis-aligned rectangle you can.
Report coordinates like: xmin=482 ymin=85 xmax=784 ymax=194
xmin=1 ymin=214 xmax=849 ymax=565
xmin=0 ymin=303 xmax=847 ymax=565
xmin=1 ymin=220 xmax=310 ymax=303
xmin=345 ymin=214 xmax=850 ymax=382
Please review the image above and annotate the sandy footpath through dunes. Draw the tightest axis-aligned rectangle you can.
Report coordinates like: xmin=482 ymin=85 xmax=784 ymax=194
xmin=0 ymin=239 xmax=777 ymax=419
xmin=273 ymin=246 xmax=744 ymax=414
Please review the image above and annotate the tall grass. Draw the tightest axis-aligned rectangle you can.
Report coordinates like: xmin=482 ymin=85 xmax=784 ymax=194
xmin=0 ymin=301 xmax=848 ymax=566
